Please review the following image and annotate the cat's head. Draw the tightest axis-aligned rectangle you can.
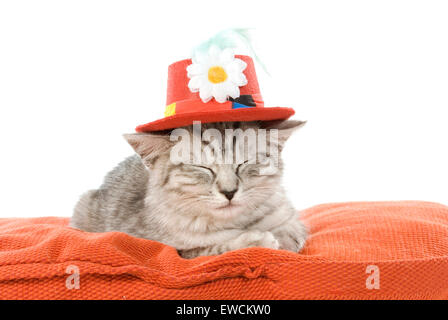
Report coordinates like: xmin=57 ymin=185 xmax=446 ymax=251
xmin=124 ymin=120 xmax=304 ymax=221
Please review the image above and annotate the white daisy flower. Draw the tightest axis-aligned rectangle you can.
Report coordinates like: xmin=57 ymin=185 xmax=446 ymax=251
xmin=187 ymin=46 xmax=248 ymax=103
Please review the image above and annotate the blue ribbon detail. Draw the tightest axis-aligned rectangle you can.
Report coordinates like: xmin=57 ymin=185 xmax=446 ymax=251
xmin=232 ymin=102 xmax=255 ymax=109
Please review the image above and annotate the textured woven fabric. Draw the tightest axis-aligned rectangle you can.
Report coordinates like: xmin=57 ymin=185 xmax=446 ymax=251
xmin=0 ymin=201 xmax=447 ymax=300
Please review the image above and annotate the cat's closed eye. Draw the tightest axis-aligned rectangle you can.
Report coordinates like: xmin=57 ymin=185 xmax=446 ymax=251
xmin=237 ymin=155 xmax=277 ymax=177
xmin=183 ymin=165 xmax=215 ymax=182
xmin=237 ymin=160 xmax=261 ymax=177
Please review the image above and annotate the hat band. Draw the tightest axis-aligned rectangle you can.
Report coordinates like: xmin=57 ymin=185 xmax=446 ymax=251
xmin=164 ymin=94 xmax=264 ymax=118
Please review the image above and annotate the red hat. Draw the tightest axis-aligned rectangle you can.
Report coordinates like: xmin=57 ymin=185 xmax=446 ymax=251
xmin=136 ymin=50 xmax=295 ymax=132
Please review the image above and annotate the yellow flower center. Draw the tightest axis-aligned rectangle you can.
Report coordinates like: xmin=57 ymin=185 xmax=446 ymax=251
xmin=208 ymin=66 xmax=227 ymax=84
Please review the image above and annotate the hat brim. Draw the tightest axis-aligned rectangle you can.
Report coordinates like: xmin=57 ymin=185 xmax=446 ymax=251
xmin=135 ymin=107 xmax=295 ymax=132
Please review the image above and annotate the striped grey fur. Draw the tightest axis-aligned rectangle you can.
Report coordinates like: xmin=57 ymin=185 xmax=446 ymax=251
xmin=70 ymin=120 xmax=308 ymax=258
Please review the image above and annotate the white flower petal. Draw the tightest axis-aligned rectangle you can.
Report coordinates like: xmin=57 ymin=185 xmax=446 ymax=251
xmin=186 ymin=63 xmax=206 ymax=78
xmin=212 ymin=83 xmax=229 ymax=103
xmin=193 ymin=51 xmax=208 ymax=64
xmin=224 ymin=82 xmax=240 ymax=99
xmin=219 ymin=48 xmax=234 ymax=64
xmin=230 ymin=72 xmax=248 ymax=87
xmin=188 ymin=76 xmax=205 ymax=92
xmin=226 ymin=58 xmax=247 ymax=73
xmin=208 ymin=45 xmax=221 ymax=59
xmin=199 ymin=83 xmax=213 ymax=103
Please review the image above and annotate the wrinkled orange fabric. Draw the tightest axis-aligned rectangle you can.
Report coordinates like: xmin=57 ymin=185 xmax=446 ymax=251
xmin=0 ymin=201 xmax=447 ymax=300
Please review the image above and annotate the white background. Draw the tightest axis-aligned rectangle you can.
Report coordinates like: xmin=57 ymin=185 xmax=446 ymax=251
xmin=0 ymin=0 xmax=447 ymax=218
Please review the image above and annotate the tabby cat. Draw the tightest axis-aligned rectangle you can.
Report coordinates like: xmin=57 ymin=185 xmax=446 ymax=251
xmin=70 ymin=120 xmax=307 ymax=258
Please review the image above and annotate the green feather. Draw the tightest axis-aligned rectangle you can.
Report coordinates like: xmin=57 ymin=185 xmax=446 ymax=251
xmin=192 ymin=28 xmax=270 ymax=75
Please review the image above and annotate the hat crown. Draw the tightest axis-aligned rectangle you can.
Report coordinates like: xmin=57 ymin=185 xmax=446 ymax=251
xmin=166 ymin=55 xmax=262 ymax=106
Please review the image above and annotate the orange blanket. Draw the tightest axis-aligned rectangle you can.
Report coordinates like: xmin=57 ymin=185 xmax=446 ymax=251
xmin=0 ymin=201 xmax=447 ymax=299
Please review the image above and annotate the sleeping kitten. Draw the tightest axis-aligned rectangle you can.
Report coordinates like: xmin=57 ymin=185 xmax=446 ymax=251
xmin=70 ymin=120 xmax=307 ymax=258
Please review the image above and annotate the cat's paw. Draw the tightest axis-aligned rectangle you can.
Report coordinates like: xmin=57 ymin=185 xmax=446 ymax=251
xmin=179 ymin=231 xmax=279 ymax=258
xmin=272 ymin=219 xmax=308 ymax=253
xmin=235 ymin=230 xmax=280 ymax=250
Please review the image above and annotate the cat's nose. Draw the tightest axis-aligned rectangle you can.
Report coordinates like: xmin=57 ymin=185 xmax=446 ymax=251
xmin=220 ymin=189 xmax=237 ymax=201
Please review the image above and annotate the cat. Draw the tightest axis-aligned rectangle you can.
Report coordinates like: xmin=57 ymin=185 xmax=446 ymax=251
xmin=70 ymin=120 xmax=308 ymax=258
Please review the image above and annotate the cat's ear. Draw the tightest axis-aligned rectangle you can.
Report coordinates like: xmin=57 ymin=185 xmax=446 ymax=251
xmin=123 ymin=133 xmax=173 ymax=165
xmin=261 ymin=120 xmax=306 ymax=150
